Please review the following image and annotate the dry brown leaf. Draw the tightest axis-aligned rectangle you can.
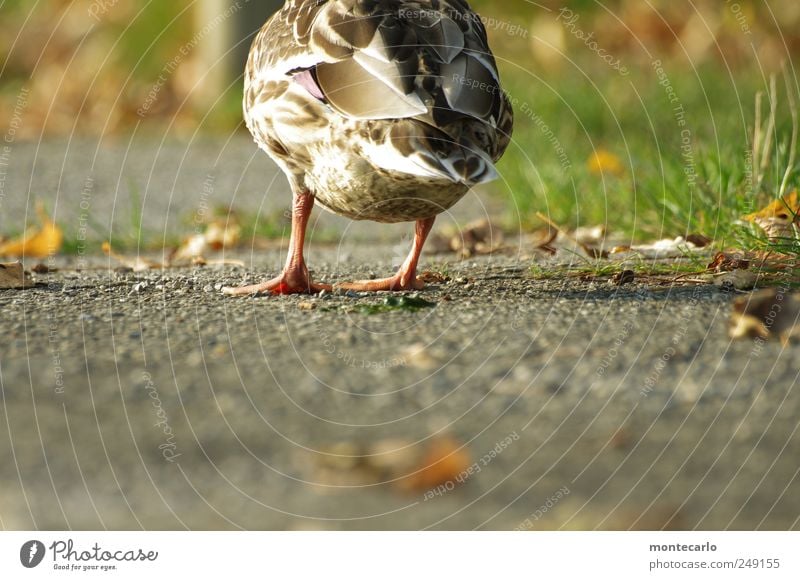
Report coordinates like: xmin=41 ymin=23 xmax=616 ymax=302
xmin=102 ymin=241 xmax=162 ymax=272
xmin=581 ymin=243 xmax=609 ymax=259
xmin=534 ymin=214 xmax=610 ymax=258
xmin=0 ymin=203 xmax=63 ymax=258
xmin=529 ymin=227 xmax=558 ymax=255
xmin=686 ymin=233 xmax=712 ymax=248
xmin=305 ymin=435 xmax=473 ymax=496
xmin=730 ymin=288 xmax=800 ymax=344
xmin=744 ymin=190 xmax=800 ymax=239
xmin=0 ymin=262 xmax=34 ymax=289
xmin=612 ymin=270 xmax=635 ymax=286
xmin=708 ymin=252 xmax=750 ymax=272
xmin=171 ymin=218 xmax=241 ymax=264
xmin=451 ymin=219 xmax=504 ymax=258
xmin=610 ymin=427 xmax=635 ymax=450
xmin=32 ymin=263 xmax=55 ymax=274
xmin=574 ymin=225 xmax=606 ymax=246
xmin=575 ymin=225 xmax=608 ymax=258
xmin=418 ymin=271 xmax=450 ymax=284
xmin=397 ymin=437 xmax=472 ymax=493
xmin=429 ymin=220 xmax=504 ymax=257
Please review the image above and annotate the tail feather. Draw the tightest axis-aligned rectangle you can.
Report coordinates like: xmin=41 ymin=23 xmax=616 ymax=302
xmin=360 ymin=118 xmax=499 ymax=185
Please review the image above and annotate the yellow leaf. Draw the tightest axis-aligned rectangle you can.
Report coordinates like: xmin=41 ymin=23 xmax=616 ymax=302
xmin=0 ymin=203 xmax=63 ymax=258
xmin=588 ymin=149 xmax=624 ymax=176
xmin=744 ymin=191 xmax=800 ymax=239
xmin=744 ymin=190 xmax=800 ymax=222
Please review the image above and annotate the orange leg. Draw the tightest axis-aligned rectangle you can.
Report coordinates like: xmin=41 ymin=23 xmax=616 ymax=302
xmin=336 ymin=216 xmax=436 ymax=292
xmin=223 ymin=190 xmax=331 ymax=296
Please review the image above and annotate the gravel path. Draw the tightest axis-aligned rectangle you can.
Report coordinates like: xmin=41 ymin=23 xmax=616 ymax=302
xmin=1 ymin=248 xmax=798 ymax=531
xmin=1 ymin=139 xmax=798 ymax=530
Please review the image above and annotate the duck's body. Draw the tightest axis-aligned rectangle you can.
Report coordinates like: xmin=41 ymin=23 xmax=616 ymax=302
xmin=226 ymin=0 xmax=513 ymax=295
xmin=257 ymin=107 xmax=471 ymax=222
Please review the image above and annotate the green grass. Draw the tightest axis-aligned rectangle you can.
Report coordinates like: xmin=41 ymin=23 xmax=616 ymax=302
xmin=494 ymin=60 xmax=798 ymax=253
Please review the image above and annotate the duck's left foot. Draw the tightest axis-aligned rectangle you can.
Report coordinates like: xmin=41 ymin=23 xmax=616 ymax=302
xmin=222 ymin=272 xmax=331 ymax=296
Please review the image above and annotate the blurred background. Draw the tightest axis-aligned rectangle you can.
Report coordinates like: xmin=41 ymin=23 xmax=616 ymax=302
xmin=2 ymin=0 xmax=800 ymax=534
xmin=1 ymin=0 xmax=799 ymax=249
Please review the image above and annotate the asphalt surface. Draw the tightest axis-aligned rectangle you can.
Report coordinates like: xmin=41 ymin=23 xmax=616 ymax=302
xmin=0 ymin=138 xmax=799 ymax=530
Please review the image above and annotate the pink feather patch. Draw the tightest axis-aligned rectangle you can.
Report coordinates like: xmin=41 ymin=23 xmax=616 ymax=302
xmin=293 ymin=69 xmax=325 ymax=101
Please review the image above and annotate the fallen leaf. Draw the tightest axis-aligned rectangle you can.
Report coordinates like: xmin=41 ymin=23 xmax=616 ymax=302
xmin=32 ymin=263 xmax=56 ymax=274
xmin=612 ymin=505 xmax=686 ymax=531
xmin=534 ymin=214 xmax=607 ymax=258
xmin=429 ymin=219 xmax=504 ymax=258
xmin=574 ymin=225 xmax=606 ymax=246
xmin=366 ymin=439 xmax=419 ymax=474
xmin=575 ymin=224 xmax=608 ymax=258
xmin=730 ymin=288 xmax=800 ymax=344
xmin=612 ymin=270 xmax=635 ymax=286
xmin=744 ymin=191 xmax=800 ymax=239
xmin=401 ymin=343 xmax=439 ymax=369
xmin=0 ymin=203 xmax=63 ymax=258
xmin=529 ymin=227 xmax=558 ymax=255
xmin=685 ymin=233 xmax=712 ymax=248
xmin=205 ymin=219 xmax=241 ymax=250
xmin=306 ymin=436 xmax=472 ymax=495
xmin=102 ymin=241 xmax=162 ymax=272
xmin=171 ymin=234 xmax=207 ymax=262
xmin=418 ymin=270 xmax=450 ymax=284
xmin=588 ymin=149 xmax=624 ymax=176
xmin=708 ymin=252 xmax=750 ymax=272
xmin=581 ymin=243 xmax=609 ymax=259
xmin=170 ymin=218 xmax=241 ymax=264
xmin=614 ymin=237 xmax=700 ymax=259
xmin=0 ymin=262 xmax=34 ymax=289
xmin=610 ymin=427 xmax=634 ymax=450
xmin=397 ymin=437 xmax=472 ymax=493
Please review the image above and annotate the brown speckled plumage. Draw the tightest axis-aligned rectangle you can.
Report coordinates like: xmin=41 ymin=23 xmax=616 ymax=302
xmin=244 ymin=0 xmax=513 ymax=223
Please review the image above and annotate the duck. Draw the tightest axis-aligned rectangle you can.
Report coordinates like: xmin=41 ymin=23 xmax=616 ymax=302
xmin=224 ymin=0 xmax=513 ymax=296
